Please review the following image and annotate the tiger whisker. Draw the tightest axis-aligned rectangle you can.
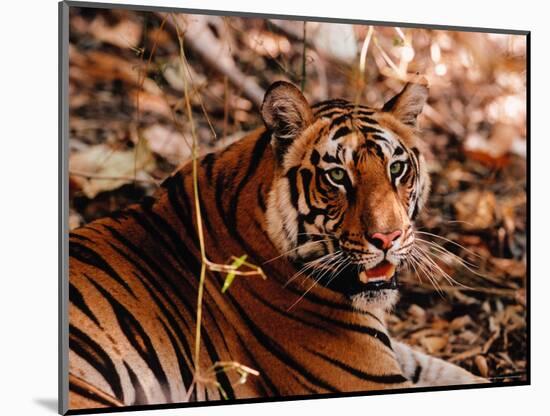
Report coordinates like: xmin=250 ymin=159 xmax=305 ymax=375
xmin=405 ymin=255 xmax=424 ymax=285
xmin=414 ymin=230 xmax=482 ymax=259
xmin=415 ymin=238 xmax=479 ymax=269
xmin=323 ymin=256 xmax=351 ymax=287
xmin=408 ymin=250 xmax=445 ymax=296
xmin=284 ymin=251 xmax=339 ymax=288
xmin=287 ymin=252 xmax=344 ymax=311
xmin=413 ymin=246 xmax=473 ymax=290
xmin=296 ymin=232 xmax=335 ymax=238
xmin=415 ymin=239 xmax=488 ymax=281
xmin=293 ymin=256 xmax=343 ymax=298
xmin=416 ymin=247 xmax=475 ymax=290
xmin=284 ymin=259 xmax=324 ymax=289
xmin=304 ymin=252 xmax=344 ymax=286
xmin=412 ymin=247 xmax=454 ymax=287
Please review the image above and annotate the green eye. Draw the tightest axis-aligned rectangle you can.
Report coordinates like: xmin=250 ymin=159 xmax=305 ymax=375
xmin=390 ymin=161 xmax=406 ymax=177
xmin=327 ymin=168 xmax=346 ymax=184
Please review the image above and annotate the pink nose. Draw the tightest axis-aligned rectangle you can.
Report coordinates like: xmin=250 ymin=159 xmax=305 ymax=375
xmin=368 ymin=230 xmax=402 ymax=250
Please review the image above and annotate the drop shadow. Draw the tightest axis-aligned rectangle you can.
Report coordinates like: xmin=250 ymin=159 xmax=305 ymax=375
xmin=34 ymin=398 xmax=58 ymax=413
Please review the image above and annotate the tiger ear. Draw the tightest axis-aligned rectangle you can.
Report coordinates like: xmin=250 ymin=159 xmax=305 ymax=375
xmin=261 ymin=81 xmax=313 ymax=159
xmin=382 ymin=81 xmax=429 ymax=127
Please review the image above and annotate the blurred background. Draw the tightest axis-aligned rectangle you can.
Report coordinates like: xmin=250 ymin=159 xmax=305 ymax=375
xmin=68 ymin=7 xmax=527 ymax=383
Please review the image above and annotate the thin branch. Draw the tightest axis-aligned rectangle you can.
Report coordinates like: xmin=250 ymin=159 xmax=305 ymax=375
xmin=69 ymin=170 xmax=160 ymax=185
xmin=301 ymin=21 xmax=307 ymax=92
xmin=161 ymin=12 xmax=265 ymax=107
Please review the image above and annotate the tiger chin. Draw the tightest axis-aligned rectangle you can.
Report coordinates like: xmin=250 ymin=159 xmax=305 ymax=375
xmin=68 ymin=79 xmax=486 ymax=410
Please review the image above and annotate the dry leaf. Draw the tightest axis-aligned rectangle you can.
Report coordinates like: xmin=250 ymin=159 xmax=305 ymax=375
xmin=421 ymin=336 xmax=448 ymax=354
xmin=454 ymin=190 xmax=497 ymax=230
xmin=450 ymin=315 xmax=472 ymax=331
xmin=143 ymin=124 xmax=191 ymax=163
xmin=69 ymin=143 xmax=155 ymax=198
xmin=408 ymin=304 xmax=426 ymax=321
xmin=474 ymin=355 xmax=489 ymax=377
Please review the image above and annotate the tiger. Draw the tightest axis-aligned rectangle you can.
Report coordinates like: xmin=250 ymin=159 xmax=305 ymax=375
xmin=67 ymin=80 xmax=486 ymax=411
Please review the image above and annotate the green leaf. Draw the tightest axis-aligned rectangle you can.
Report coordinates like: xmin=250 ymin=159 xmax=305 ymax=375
xmin=393 ymin=37 xmax=405 ymax=47
xmin=221 ymin=255 xmax=248 ymax=293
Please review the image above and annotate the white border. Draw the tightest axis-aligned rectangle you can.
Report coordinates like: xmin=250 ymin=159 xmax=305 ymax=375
xmin=2 ymin=0 xmax=546 ymax=415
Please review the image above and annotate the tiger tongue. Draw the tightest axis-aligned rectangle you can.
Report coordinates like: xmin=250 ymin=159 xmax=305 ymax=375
xmin=358 ymin=261 xmax=396 ymax=284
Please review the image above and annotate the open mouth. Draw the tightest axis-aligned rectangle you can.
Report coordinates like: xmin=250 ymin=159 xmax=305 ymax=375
xmin=351 ymin=260 xmax=398 ymax=294
xmin=296 ymin=258 xmax=399 ymax=297
xmin=359 ymin=260 xmax=396 ymax=285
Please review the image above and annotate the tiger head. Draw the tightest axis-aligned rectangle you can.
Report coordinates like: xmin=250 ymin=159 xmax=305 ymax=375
xmin=262 ymin=81 xmax=430 ymax=309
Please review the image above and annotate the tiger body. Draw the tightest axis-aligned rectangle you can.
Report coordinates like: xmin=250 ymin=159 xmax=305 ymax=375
xmin=68 ymin=81 xmax=484 ymax=410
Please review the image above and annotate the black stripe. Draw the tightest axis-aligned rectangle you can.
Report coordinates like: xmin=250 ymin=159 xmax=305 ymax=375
xmin=311 ymin=99 xmax=350 ymax=109
xmin=393 ymin=146 xmax=404 ymax=156
xmin=221 ymin=288 xmax=339 ymax=392
xmin=197 ymin=185 xmax=219 ymax=248
xmin=310 ymin=149 xmax=320 ymax=165
xmin=303 ymin=309 xmax=392 ymax=349
xmin=321 ymin=153 xmax=341 ymax=164
xmin=331 ymin=126 xmax=351 ymax=141
xmin=365 ymin=140 xmax=385 ymax=160
xmin=124 ymin=362 xmax=147 ymax=405
xmin=157 ymin=318 xmax=194 ymax=395
xmin=69 ymin=377 xmax=120 ymax=407
xmin=358 ymin=125 xmax=383 ymax=136
xmin=103 ymin=227 xmax=234 ymax=400
xmin=70 ymin=241 xmax=136 ymax=298
xmin=107 ymin=239 xmax=194 ymax=386
xmin=257 ymin=184 xmax=267 ymax=212
xmin=237 ymin=341 xmax=277 ymax=396
xmin=127 ymin=208 xmax=201 ymax=274
xmin=85 ymin=276 xmax=172 ymax=403
xmin=199 ymin=330 xmax=236 ymax=400
xmin=140 ymin=196 xmax=156 ymax=211
xmin=205 ymin=272 xmax=278 ymax=396
xmin=357 ymin=116 xmax=379 ymax=125
xmin=306 ymin=348 xmax=408 ymax=384
xmin=330 ymin=114 xmax=349 ymax=129
xmin=70 ymin=233 xmax=94 ymax=243
xmin=286 ymin=167 xmax=300 ymax=209
xmin=300 ymin=169 xmax=314 ymax=210
xmin=169 ymin=172 xmax=200 ymax=248
xmin=315 ymin=108 xmax=348 ymax=119
xmin=101 ymin=224 xmax=197 ymax=329
xmin=162 ymin=171 xmax=200 ymax=252
xmin=282 ymin=282 xmax=385 ymax=325
xmin=101 ymin=228 xmax=197 ymax=392
xmin=250 ymin=289 xmax=336 ymax=335
xmin=70 ymin=282 xmax=101 ymax=328
xmin=69 ymin=324 xmax=124 ymax=401
xmin=412 ymin=364 xmax=423 ymax=384
xmin=226 ymin=131 xmax=271 ymax=251
xmin=201 ymin=153 xmax=217 ymax=185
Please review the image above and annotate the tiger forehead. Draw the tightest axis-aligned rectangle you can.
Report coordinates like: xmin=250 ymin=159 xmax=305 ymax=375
xmin=312 ymin=100 xmax=386 ymax=139
xmin=308 ymin=100 xmax=403 ymax=164
xmin=311 ymin=98 xmax=377 ymax=119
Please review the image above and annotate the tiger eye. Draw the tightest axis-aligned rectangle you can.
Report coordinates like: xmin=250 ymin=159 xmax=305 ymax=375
xmin=390 ymin=161 xmax=405 ymax=176
xmin=328 ymin=168 xmax=346 ymax=183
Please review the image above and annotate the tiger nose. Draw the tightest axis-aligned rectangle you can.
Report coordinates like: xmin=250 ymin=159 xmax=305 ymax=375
xmin=367 ymin=230 xmax=402 ymax=251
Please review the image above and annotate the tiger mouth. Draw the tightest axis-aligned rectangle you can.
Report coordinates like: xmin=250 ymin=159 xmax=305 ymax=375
xmin=339 ymin=260 xmax=399 ymax=295
xmin=296 ymin=259 xmax=399 ymax=296
xmin=358 ymin=261 xmax=396 ymax=285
